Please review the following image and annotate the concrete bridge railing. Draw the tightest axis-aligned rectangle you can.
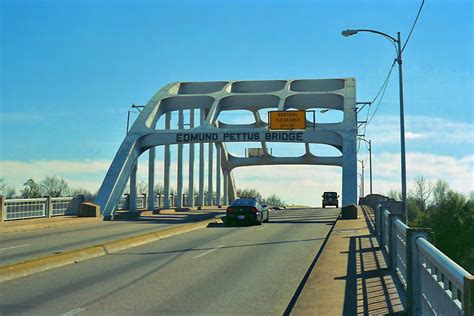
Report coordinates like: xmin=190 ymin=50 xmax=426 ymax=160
xmin=362 ymin=199 xmax=473 ymax=315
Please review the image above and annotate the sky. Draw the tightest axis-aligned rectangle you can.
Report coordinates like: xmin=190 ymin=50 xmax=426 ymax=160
xmin=0 ymin=0 xmax=473 ymax=206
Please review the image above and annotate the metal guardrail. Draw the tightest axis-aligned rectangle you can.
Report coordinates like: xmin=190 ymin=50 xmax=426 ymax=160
xmin=382 ymin=209 xmax=390 ymax=254
xmin=417 ymin=237 xmax=470 ymax=315
xmin=369 ymin=203 xmax=473 ymax=315
xmin=51 ymin=197 xmax=73 ymax=216
xmin=394 ymin=219 xmax=408 ymax=290
xmin=4 ymin=198 xmax=47 ymax=220
xmin=368 ymin=205 xmax=474 ymax=316
xmin=2 ymin=192 xmax=227 ymax=221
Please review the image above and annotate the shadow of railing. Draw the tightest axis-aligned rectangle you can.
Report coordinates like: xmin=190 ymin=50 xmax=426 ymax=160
xmin=337 ymin=211 xmax=406 ymax=315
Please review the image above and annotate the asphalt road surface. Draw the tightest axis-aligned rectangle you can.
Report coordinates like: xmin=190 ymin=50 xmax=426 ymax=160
xmin=0 ymin=207 xmax=340 ymax=315
xmin=0 ymin=211 xmax=222 ymax=266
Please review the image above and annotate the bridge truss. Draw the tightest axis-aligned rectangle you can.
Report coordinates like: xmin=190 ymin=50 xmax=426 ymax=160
xmin=95 ymin=79 xmax=358 ymax=219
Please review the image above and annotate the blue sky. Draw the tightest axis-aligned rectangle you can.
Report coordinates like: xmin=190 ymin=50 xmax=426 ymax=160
xmin=1 ymin=0 xmax=472 ymax=204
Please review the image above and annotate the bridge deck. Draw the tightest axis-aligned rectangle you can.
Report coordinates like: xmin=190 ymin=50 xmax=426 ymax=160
xmin=292 ymin=207 xmax=406 ymax=315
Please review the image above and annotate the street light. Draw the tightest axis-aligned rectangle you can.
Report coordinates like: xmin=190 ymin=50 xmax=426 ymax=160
xmin=359 ymin=138 xmax=373 ymax=195
xmin=341 ymin=28 xmax=408 ymax=223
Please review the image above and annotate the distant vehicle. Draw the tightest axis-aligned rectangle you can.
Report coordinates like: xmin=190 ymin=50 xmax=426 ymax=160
xmin=226 ymin=197 xmax=269 ymax=226
xmin=322 ymin=192 xmax=339 ymax=208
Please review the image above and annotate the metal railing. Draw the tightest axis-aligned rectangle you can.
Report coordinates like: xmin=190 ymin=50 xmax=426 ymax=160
xmin=4 ymin=198 xmax=47 ymax=220
xmin=368 ymin=203 xmax=473 ymax=315
xmin=51 ymin=197 xmax=74 ymax=216
xmin=2 ymin=192 xmax=227 ymax=221
xmin=417 ymin=237 xmax=470 ymax=315
xmin=394 ymin=219 xmax=408 ymax=290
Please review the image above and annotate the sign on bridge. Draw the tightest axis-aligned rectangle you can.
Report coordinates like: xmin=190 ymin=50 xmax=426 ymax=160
xmin=268 ymin=110 xmax=306 ymax=130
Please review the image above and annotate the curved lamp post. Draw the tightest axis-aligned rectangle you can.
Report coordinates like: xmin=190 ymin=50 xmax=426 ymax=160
xmin=342 ymin=28 xmax=407 ymax=223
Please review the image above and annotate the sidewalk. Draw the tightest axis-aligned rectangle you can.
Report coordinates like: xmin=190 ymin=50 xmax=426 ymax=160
xmin=291 ymin=207 xmax=405 ymax=315
xmin=0 ymin=206 xmax=225 ymax=234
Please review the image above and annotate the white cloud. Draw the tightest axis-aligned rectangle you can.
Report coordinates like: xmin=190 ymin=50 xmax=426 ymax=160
xmin=370 ymin=152 xmax=474 ymax=195
xmin=366 ymin=115 xmax=474 ymax=145
xmin=1 ymin=150 xmax=472 ymax=205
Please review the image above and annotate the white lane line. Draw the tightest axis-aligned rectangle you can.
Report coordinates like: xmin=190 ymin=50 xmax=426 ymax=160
xmin=0 ymin=244 xmax=30 ymax=252
xmin=61 ymin=308 xmax=85 ymax=316
xmin=192 ymin=245 xmax=225 ymax=259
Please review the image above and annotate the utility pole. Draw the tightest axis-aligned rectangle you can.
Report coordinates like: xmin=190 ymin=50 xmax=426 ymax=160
xmin=358 ymin=159 xmax=365 ymax=198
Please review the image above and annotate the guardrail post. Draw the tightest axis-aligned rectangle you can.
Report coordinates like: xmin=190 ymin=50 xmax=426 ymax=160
xmin=170 ymin=193 xmax=174 ymax=207
xmin=124 ymin=194 xmax=130 ymax=210
xmin=375 ymin=204 xmax=381 ymax=236
xmin=389 ymin=214 xmax=402 ymax=269
xmin=0 ymin=196 xmax=4 ymax=222
xmin=406 ymin=228 xmax=431 ymax=315
xmin=465 ymin=275 xmax=474 ymax=316
xmin=45 ymin=196 xmax=52 ymax=217
xmin=142 ymin=193 xmax=147 ymax=210
xmin=157 ymin=193 xmax=162 ymax=208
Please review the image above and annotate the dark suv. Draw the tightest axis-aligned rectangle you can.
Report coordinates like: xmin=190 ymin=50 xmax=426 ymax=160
xmin=322 ymin=192 xmax=339 ymax=208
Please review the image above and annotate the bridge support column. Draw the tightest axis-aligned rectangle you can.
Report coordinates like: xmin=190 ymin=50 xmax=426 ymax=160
xmin=223 ymin=170 xmax=228 ymax=206
xmin=207 ymin=142 xmax=213 ymax=206
xmin=198 ymin=109 xmax=205 ymax=207
xmin=148 ymin=147 xmax=155 ymax=211
xmin=342 ymin=138 xmax=358 ymax=206
xmin=163 ymin=112 xmax=171 ymax=209
xmin=176 ymin=110 xmax=184 ymax=208
xmin=216 ymin=144 xmax=221 ymax=206
xmin=188 ymin=109 xmax=195 ymax=207
xmin=129 ymin=163 xmax=137 ymax=212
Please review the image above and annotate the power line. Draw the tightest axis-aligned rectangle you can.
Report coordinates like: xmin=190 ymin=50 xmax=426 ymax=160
xmin=401 ymin=0 xmax=425 ymax=54
xmin=367 ymin=60 xmax=396 ymax=125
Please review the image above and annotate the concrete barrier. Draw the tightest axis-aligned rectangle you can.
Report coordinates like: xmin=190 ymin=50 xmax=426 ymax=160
xmin=79 ymin=202 xmax=100 ymax=217
xmin=341 ymin=204 xmax=359 ymax=219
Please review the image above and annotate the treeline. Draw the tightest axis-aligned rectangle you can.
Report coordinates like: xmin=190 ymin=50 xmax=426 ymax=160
xmin=0 ymin=177 xmax=92 ymax=198
xmin=388 ymin=176 xmax=474 ymax=274
xmin=236 ymin=188 xmax=286 ymax=206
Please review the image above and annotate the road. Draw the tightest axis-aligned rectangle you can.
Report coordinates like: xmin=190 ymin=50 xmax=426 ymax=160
xmin=0 ymin=211 xmax=222 ymax=266
xmin=0 ymin=207 xmax=340 ymax=315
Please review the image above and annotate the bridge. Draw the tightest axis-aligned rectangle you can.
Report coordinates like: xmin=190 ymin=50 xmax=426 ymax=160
xmin=0 ymin=79 xmax=472 ymax=315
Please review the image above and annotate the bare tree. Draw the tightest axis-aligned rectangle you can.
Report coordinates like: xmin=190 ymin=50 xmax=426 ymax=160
xmin=69 ymin=188 xmax=92 ymax=196
xmin=432 ymin=180 xmax=450 ymax=205
xmin=0 ymin=178 xmax=17 ymax=198
xmin=0 ymin=178 xmax=6 ymax=193
xmin=40 ymin=176 xmax=70 ymax=197
xmin=413 ymin=175 xmax=433 ymax=212
xmin=137 ymin=181 xmax=148 ymax=194
xmin=387 ymin=189 xmax=401 ymax=200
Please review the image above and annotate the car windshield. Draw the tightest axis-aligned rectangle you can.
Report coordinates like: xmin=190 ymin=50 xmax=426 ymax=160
xmin=324 ymin=192 xmax=337 ymax=197
xmin=231 ymin=198 xmax=257 ymax=206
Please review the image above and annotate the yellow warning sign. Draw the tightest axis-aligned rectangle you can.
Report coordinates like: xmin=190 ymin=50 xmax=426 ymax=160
xmin=268 ymin=111 xmax=306 ymax=130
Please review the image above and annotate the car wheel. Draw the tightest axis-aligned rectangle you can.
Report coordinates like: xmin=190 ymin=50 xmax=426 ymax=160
xmin=256 ymin=216 xmax=262 ymax=225
xmin=322 ymin=204 xmax=326 ymax=208
xmin=264 ymin=213 xmax=269 ymax=223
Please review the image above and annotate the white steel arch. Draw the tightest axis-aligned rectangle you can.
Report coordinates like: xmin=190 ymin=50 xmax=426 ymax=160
xmin=95 ymin=79 xmax=357 ymax=220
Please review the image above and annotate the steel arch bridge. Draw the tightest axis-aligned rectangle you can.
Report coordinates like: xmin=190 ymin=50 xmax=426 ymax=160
xmin=95 ymin=79 xmax=358 ymax=220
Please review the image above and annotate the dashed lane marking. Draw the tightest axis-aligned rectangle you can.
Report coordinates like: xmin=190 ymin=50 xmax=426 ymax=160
xmin=61 ymin=308 xmax=85 ymax=316
xmin=0 ymin=244 xmax=30 ymax=252
xmin=192 ymin=245 xmax=225 ymax=259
